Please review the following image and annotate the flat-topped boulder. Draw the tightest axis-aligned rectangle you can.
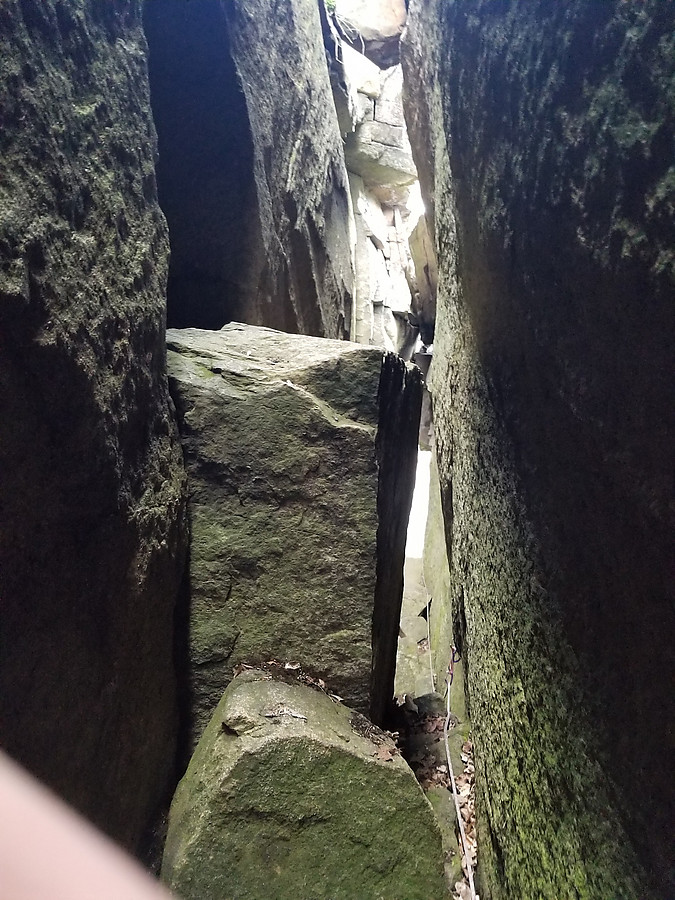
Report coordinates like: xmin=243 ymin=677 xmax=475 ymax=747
xmin=168 ymin=324 xmax=422 ymax=744
xmin=162 ymin=673 xmax=448 ymax=900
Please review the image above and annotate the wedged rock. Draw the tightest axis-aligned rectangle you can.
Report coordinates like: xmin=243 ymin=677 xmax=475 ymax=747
xmin=349 ymin=175 xmax=417 ymax=355
xmin=334 ymin=0 xmax=407 ymax=69
xmin=0 ymin=0 xmax=187 ymax=848
xmin=167 ymin=324 xmax=422 ymax=743
xmin=144 ymin=0 xmax=353 ymax=337
xmin=342 ymin=42 xmax=383 ymax=100
xmin=344 ymin=64 xmax=417 ymax=209
xmin=162 ymin=673 xmax=448 ymax=900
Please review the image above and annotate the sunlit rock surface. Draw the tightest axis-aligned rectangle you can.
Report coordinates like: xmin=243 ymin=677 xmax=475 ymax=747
xmin=408 ymin=213 xmax=437 ymax=345
xmin=0 ymin=0 xmax=187 ymax=849
xmin=344 ymin=64 xmax=417 ymax=201
xmin=162 ymin=672 xmax=448 ymax=900
xmin=167 ymin=324 xmax=421 ymax=744
xmin=404 ymin=0 xmax=675 ymax=896
xmin=334 ymin=0 xmax=407 ymax=69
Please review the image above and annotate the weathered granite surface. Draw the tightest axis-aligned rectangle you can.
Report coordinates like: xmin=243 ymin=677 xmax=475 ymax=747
xmin=404 ymin=0 xmax=674 ymax=896
xmin=162 ymin=672 xmax=448 ymax=900
xmin=349 ymin=174 xmax=417 ymax=355
xmin=167 ymin=324 xmax=421 ymax=744
xmin=144 ymin=0 xmax=353 ymax=337
xmin=0 ymin=0 xmax=187 ymax=849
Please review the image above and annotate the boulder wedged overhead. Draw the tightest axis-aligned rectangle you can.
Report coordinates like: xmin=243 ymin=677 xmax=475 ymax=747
xmin=162 ymin=672 xmax=448 ymax=900
xmin=167 ymin=324 xmax=421 ymax=744
xmin=334 ymin=0 xmax=407 ymax=69
xmin=144 ymin=0 xmax=353 ymax=337
xmin=404 ymin=0 xmax=675 ymax=896
xmin=0 ymin=0 xmax=187 ymax=849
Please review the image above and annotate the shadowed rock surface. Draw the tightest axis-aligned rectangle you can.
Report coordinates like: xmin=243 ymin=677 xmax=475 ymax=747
xmin=0 ymin=0 xmax=187 ymax=850
xmin=404 ymin=0 xmax=674 ymax=897
xmin=162 ymin=672 xmax=448 ymax=900
xmin=167 ymin=324 xmax=421 ymax=744
xmin=144 ymin=0 xmax=353 ymax=337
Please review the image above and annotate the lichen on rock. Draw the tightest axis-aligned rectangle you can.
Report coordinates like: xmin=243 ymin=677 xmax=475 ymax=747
xmin=403 ymin=0 xmax=674 ymax=896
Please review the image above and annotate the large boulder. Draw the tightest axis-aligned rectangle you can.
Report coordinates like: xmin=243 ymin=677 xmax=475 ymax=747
xmin=0 ymin=0 xmax=187 ymax=849
xmin=404 ymin=0 xmax=675 ymax=897
xmin=143 ymin=0 xmax=353 ymax=337
xmin=162 ymin=672 xmax=448 ymax=900
xmin=167 ymin=324 xmax=421 ymax=744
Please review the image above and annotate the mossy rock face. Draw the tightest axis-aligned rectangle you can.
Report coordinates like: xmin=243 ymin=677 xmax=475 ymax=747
xmin=144 ymin=0 xmax=353 ymax=336
xmin=0 ymin=0 xmax=187 ymax=848
xmin=168 ymin=324 xmax=421 ymax=744
xmin=403 ymin=0 xmax=674 ymax=897
xmin=162 ymin=674 xmax=448 ymax=900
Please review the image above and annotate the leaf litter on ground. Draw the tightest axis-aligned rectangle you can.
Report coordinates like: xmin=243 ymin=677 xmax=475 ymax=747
xmin=397 ymin=704 xmax=480 ymax=900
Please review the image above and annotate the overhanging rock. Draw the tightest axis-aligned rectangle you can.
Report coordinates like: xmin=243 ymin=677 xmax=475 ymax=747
xmin=168 ymin=324 xmax=422 ymax=744
xmin=161 ymin=673 xmax=448 ymax=900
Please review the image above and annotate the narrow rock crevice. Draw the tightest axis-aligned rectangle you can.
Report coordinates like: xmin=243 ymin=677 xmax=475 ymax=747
xmin=143 ymin=0 xmax=354 ymax=338
xmin=143 ymin=0 xmax=258 ymax=330
xmin=372 ymin=352 xmax=423 ymax=725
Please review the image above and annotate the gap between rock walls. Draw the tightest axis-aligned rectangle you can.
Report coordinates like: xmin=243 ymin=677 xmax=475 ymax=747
xmin=3 ymin=0 xmax=671 ymax=898
xmin=140 ymin=0 xmax=469 ymax=895
xmin=140 ymin=0 xmax=461 ymax=893
xmin=143 ymin=0 xmax=675 ymax=896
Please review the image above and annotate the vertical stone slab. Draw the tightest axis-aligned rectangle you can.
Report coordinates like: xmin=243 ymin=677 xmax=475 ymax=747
xmin=0 ymin=0 xmax=187 ymax=849
xmin=167 ymin=324 xmax=421 ymax=743
xmin=371 ymin=353 xmax=423 ymax=724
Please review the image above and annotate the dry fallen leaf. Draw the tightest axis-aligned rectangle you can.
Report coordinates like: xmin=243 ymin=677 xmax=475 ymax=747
xmin=374 ymin=745 xmax=397 ymax=762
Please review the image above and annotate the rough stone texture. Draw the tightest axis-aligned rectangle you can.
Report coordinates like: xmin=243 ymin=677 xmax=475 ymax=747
xmin=323 ymin=7 xmax=420 ymax=359
xmin=167 ymin=324 xmax=421 ymax=743
xmin=371 ymin=351 xmax=423 ymax=724
xmin=334 ymin=0 xmax=407 ymax=69
xmin=0 ymin=0 xmax=187 ymax=849
xmin=408 ymin=213 xmax=438 ymax=345
xmin=349 ymin=174 xmax=416 ymax=355
xmin=162 ymin=672 xmax=448 ymax=900
xmin=344 ymin=65 xmax=418 ymax=200
xmin=412 ymin=348 xmax=433 ymax=449
xmin=404 ymin=0 xmax=674 ymax=897
xmin=144 ymin=0 xmax=353 ymax=337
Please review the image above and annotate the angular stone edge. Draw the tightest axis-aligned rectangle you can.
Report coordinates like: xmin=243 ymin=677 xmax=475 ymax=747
xmin=371 ymin=353 xmax=423 ymax=724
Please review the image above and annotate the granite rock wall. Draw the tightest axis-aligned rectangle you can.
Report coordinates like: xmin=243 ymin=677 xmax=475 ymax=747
xmin=404 ymin=0 xmax=674 ymax=896
xmin=0 ymin=0 xmax=187 ymax=850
